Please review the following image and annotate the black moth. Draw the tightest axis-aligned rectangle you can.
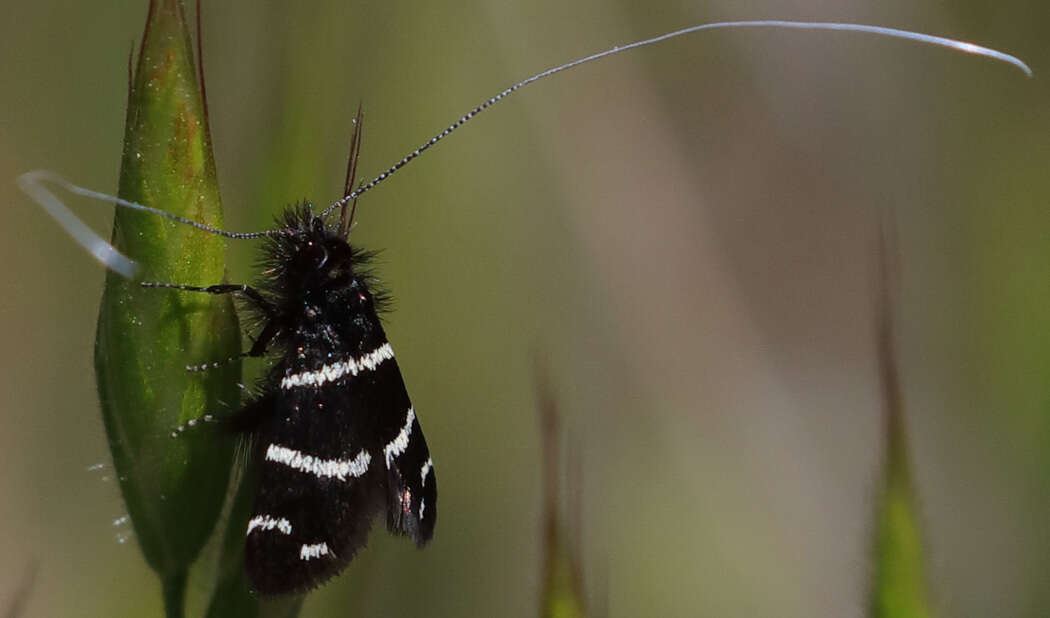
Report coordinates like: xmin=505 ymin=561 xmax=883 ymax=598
xmin=18 ymin=17 xmax=1027 ymax=598
xmin=237 ymin=207 xmax=435 ymax=594
xmin=144 ymin=110 xmax=435 ymax=594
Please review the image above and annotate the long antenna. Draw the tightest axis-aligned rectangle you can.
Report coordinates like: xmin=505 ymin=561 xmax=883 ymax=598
xmin=16 ymin=170 xmax=286 ymax=279
xmin=19 ymin=21 xmax=1030 ymax=280
xmin=320 ymin=20 xmax=1030 ymax=219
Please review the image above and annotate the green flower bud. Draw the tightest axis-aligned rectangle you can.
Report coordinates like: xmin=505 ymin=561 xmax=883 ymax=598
xmin=94 ymin=0 xmax=240 ymax=610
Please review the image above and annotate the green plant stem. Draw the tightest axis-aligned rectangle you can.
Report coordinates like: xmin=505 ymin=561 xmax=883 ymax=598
xmin=162 ymin=570 xmax=188 ymax=618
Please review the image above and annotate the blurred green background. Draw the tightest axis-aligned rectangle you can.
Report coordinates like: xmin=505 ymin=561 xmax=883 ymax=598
xmin=1 ymin=1 xmax=1048 ymax=616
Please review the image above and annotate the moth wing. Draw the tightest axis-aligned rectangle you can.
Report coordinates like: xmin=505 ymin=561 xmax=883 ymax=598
xmin=244 ymin=345 xmax=435 ymax=593
xmin=244 ymin=388 xmax=385 ymax=595
xmin=377 ymin=388 xmax=437 ymax=545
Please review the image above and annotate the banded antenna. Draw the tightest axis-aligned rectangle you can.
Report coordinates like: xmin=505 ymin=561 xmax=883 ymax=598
xmin=19 ymin=20 xmax=1030 ymax=280
xmin=317 ymin=20 xmax=1031 ymax=218
xmin=17 ymin=170 xmax=285 ymax=280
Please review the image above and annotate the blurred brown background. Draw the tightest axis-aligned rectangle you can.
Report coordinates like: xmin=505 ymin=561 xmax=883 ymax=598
xmin=1 ymin=1 xmax=1048 ymax=616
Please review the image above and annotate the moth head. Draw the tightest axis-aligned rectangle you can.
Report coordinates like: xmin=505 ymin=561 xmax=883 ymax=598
xmin=320 ymin=239 xmax=356 ymax=285
xmin=300 ymin=237 xmax=329 ymax=271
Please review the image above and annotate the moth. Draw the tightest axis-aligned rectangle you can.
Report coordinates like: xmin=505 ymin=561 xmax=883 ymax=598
xmin=146 ymin=109 xmax=440 ymax=594
xmin=18 ymin=20 xmax=1028 ymax=595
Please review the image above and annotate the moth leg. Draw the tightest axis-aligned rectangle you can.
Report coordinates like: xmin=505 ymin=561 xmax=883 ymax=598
xmin=140 ymin=281 xmax=276 ymax=316
xmin=247 ymin=319 xmax=281 ymax=357
xmin=182 ymin=319 xmax=281 ymax=373
xmin=170 ymin=412 xmax=221 ymax=438
xmin=169 ymin=383 xmax=247 ymax=438
xmin=185 ymin=352 xmax=248 ymax=373
xmin=169 ymin=393 xmax=274 ymax=438
xmin=143 ymin=281 xmax=283 ymax=368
